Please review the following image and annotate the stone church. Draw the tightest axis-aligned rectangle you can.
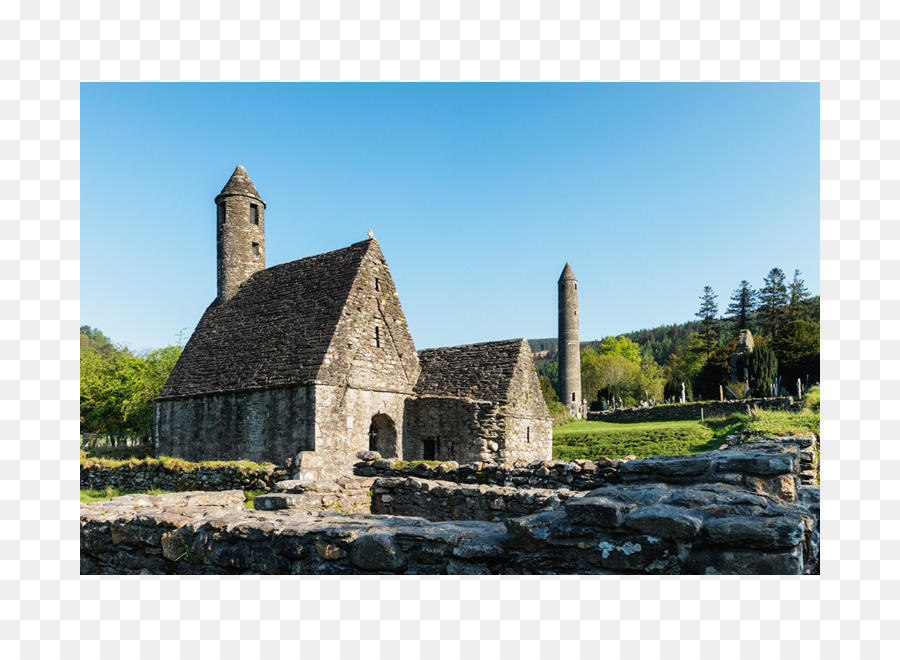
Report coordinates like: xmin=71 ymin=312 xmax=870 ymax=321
xmin=154 ymin=166 xmax=551 ymax=479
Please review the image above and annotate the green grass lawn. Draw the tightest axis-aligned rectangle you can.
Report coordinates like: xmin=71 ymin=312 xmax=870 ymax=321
xmin=552 ymin=417 xmax=751 ymax=461
xmin=552 ymin=406 xmax=820 ymax=462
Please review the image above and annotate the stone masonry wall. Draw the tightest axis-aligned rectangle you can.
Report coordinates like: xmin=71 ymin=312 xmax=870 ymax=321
xmin=586 ymin=397 xmax=797 ymax=422
xmin=370 ymin=477 xmax=577 ymax=522
xmin=402 ymin=395 xmax=499 ymax=463
xmin=81 ymin=461 xmax=292 ymax=493
xmin=155 ymin=385 xmax=315 ymax=466
xmin=312 ymin=384 xmax=411 ymax=479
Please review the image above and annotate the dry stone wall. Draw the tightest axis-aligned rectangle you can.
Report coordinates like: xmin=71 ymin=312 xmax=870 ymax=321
xmin=81 ymin=461 xmax=291 ymax=493
xmin=81 ymin=482 xmax=819 ymax=575
xmin=369 ymin=477 xmax=577 ymax=522
xmin=354 ymin=433 xmax=818 ymax=499
xmin=587 ymin=397 xmax=796 ymax=422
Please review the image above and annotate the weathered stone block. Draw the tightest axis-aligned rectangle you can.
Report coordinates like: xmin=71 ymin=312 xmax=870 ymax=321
xmin=703 ymin=515 xmax=806 ymax=549
xmin=682 ymin=548 xmax=803 ymax=575
xmin=564 ymin=497 xmax=633 ymax=528
xmin=713 ymin=453 xmax=794 ymax=476
xmin=624 ymin=504 xmax=703 ymax=541
xmin=350 ymin=533 xmax=407 ymax=572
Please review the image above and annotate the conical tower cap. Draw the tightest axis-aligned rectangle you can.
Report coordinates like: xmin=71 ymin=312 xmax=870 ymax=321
xmin=559 ymin=262 xmax=576 ymax=282
xmin=215 ymin=165 xmax=265 ymax=205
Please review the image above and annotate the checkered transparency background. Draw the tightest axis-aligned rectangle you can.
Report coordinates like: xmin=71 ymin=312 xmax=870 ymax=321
xmin=1 ymin=1 xmax=895 ymax=658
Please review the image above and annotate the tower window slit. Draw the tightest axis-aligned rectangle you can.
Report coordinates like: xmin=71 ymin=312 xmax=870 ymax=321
xmin=250 ymin=204 xmax=259 ymax=225
xmin=572 ymin=392 xmax=575 ymax=402
xmin=251 ymin=242 xmax=260 ymax=256
xmin=375 ymin=278 xmax=380 ymax=291
xmin=375 ymin=326 xmax=380 ymax=347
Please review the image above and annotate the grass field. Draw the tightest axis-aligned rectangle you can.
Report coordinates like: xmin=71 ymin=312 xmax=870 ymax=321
xmin=551 ymin=419 xmax=735 ymax=461
xmin=552 ymin=403 xmax=820 ymax=462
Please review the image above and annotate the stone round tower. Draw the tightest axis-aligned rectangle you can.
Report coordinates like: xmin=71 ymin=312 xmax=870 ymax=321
xmin=558 ymin=262 xmax=582 ymax=416
xmin=215 ymin=165 xmax=266 ymax=304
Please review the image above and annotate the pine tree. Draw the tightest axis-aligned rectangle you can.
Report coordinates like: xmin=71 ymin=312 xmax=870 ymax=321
xmin=695 ymin=285 xmax=719 ymax=358
xmin=758 ymin=267 xmax=788 ymax=339
xmin=787 ymin=269 xmax=810 ymax=322
xmin=726 ymin=280 xmax=756 ymax=333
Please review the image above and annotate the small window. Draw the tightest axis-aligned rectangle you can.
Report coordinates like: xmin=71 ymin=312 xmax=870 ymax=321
xmin=250 ymin=204 xmax=259 ymax=225
xmin=572 ymin=392 xmax=575 ymax=402
xmin=375 ymin=278 xmax=380 ymax=291
xmin=251 ymin=242 xmax=260 ymax=256
xmin=575 ymin=283 xmax=577 ymax=290
xmin=526 ymin=426 xmax=530 ymax=443
xmin=375 ymin=326 xmax=380 ymax=347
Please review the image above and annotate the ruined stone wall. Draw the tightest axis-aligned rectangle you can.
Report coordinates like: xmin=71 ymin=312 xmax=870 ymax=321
xmin=370 ymin=476 xmax=576 ymax=522
xmin=155 ymin=385 xmax=315 ymax=466
xmin=357 ymin=434 xmax=816 ymax=502
xmin=81 ymin=461 xmax=291 ymax=492
xmin=587 ymin=397 xmax=796 ymax=422
xmin=81 ymin=482 xmax=819 ymax=575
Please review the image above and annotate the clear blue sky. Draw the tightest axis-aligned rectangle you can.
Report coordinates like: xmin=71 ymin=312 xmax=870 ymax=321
xmin=81 ymin=83 xmax=819 ymax=354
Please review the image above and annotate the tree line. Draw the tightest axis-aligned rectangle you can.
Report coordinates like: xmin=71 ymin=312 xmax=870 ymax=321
xmin=80 ymin=326 xmax=183 ymax=446
xmin=536 ymin=266 xmax=819 ymax=409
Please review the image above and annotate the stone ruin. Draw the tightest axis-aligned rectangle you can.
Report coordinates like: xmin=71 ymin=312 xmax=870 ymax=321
xmin=81 ymin=434 xmax=819 ymax=575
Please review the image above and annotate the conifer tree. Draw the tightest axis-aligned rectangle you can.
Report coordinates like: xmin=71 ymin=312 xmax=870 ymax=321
xmin=726 ymin=280 xmax=756 ymax=333
xmin=788 ymin=269 xmax=810 ymax=322
xmin=695 ymin=285 xmax=719 ymax=358
xmin=758 ymin=267 xmax=788 ymax=339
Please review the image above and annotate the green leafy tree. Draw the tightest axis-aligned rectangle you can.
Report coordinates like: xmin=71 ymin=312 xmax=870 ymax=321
xmin=596 ymin=335 xmax=642 ymax=364
xmin=539 ymin=375 xmax=559 ymax=407
xmin=726 ymin=280 xmax=756 ymax=334
xmin=748 ymin=344 xmax=778 ymax=397
xmin=80 ymin=327 xmax=183 ymax=445
xmin=772 ymin=319 xmax=820 ymax=386
xmin=695 ymin=285 xmax=719 ymax=358
xmin=758 ymin=267 xmax=788 ymax=339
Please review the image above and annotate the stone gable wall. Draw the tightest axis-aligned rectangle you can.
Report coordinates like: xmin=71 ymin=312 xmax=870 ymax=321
xmin=320 ymin=241 xmax=420 ymax=393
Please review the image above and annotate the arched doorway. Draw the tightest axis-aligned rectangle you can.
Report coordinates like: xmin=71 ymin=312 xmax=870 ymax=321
xmin=368 ymin=414 xmax=397 ymax=458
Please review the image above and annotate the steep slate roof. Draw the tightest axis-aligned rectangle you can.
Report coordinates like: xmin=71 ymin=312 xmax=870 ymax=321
xmin=414 ymin=338 xmax=530 ymax=402
xmin=215 ymin=164 xmax=264 ymax=203
xmin=158 ymin=240 xmax=374 ymax=399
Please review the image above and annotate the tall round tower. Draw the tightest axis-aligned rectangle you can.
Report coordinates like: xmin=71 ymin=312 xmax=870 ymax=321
xmin=558 ymin=262 xmax=582 ymax=416
xmin=215 ymin=165 xmax=266 ymax=304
